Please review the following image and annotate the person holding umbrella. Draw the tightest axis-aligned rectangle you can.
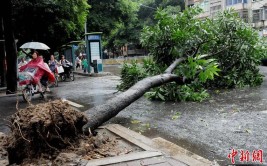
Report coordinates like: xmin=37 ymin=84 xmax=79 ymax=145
xmin=19 ymin=51 xmax=55 ymax=92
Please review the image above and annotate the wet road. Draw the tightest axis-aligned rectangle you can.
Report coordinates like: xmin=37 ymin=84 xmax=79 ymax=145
xmin=1 ymin=65 xmax=267 ymax=165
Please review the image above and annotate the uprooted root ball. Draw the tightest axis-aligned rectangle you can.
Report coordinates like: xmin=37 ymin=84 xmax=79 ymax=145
xmin=5 ymin=100 xmax=88 ymax=165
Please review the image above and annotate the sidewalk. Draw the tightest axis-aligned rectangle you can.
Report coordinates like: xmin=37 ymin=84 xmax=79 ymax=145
xmin=94 ymin=124 xmax=214 ymax=166
xmin=0 ymin=124 xmax=214 ymax=166
xmin=0 ymin=87 xmax=6 ymax=92
xmin=0 ymin=86 xmax=23 ymax=98
xmin=73 ymin=68 xmax=113 ymax=77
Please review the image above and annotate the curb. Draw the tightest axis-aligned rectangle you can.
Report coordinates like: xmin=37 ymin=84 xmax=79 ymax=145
xmin=0 ymin=93 xmax=22 ymax=98
xmin=0 ymin=87 xmax=6 ymax=92
xmin=74 ymin=72 xmax=113 ymax=77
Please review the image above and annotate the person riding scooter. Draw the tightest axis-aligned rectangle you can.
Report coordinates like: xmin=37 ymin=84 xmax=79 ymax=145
xmin=59 ymin=55 xmax=72 ymax=78
xmin=19 ymin=51 xmax=55 ymax=92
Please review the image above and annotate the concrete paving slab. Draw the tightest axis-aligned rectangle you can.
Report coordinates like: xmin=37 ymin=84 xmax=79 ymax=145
xmin=107 ymin=156 xmax=188 ymax=166
xmin=152 ymin=137 xmax=212 ymax=166
xmin=61 ymin=98 xmax=84 ymax=108
xmin=86 ymin=151 xmax=162 ymax=166
xmin=92 ymin=124 xmax=212 ymax=166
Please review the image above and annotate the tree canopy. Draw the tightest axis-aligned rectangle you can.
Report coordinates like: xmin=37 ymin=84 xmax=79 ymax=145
xmin=118 ymin=7 xmax=267 ymax=101
xmin=11 ymin=0 xmax=90 ymax=51
xmin=87 ymin=0 xmax=185 ymax=52
xmin=9 ymin=0 xmax=186 ymax=52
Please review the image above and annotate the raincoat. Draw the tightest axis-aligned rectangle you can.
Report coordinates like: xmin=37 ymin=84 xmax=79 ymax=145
xmin=19 ymin=57 xmax=55 ymax=85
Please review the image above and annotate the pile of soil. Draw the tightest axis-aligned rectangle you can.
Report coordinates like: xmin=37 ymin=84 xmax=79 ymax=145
xmin=0 ymin=132 xmax=8 ymax=165
xmin=1 ymin=100 xmax=131 ymax=165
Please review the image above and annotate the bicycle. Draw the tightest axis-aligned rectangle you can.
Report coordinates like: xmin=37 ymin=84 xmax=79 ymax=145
xmin=51 ymin=69 xmax=59 ymax=87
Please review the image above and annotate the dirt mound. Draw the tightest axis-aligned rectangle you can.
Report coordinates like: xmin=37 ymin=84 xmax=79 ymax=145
xmin=5 ymin=100 xmax=88 ymax=165
xmin=0 ymin=132 xmax=8 ymax=165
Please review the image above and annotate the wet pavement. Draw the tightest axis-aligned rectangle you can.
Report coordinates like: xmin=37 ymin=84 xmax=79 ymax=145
xmin=1 ymin=65 xmax=267 ymax=165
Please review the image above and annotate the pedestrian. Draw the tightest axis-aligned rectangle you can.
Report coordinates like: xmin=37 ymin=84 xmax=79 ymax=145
xmin=48 ymin=55 xmax=60 ymax=73
xmin=82 ymin=57 xmax=88 ymax=73
xmin=75 ymin=55 xmax=81 ymax=69
xmin=81 ymin=56 xmax=84 ymax=70
xmin=18 ymin=57 xmax=28 ymax=68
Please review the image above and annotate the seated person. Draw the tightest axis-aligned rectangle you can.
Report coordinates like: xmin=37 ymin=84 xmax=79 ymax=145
xmin=19 ymin=51 xmax=55 ymax=92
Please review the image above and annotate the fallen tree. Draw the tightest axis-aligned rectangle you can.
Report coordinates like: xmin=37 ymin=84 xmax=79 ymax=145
xmin=83 ymin=58 xmax=187 ymax=132
xmin=83 ymin=7 xmax=266 ymax=132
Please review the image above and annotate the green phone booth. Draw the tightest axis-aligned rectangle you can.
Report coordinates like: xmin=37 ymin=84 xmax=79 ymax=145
xmin=85 ymin=32 xmax=103 ymax=73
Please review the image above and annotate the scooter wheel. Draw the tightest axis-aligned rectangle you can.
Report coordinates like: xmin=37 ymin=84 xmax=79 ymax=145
xmin=62 ymin=75 xmax=66 ymax=81
xmin=22 ymin=88 xmax=32 ymax=102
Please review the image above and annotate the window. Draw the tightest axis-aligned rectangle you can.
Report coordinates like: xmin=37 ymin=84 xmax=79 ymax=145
xmin=226 ymin=0 xmax=247 ymax=6
xmin=188 ymin=0 xmax=194 ymax=5
xmin=199 ymin=0 xmax=209 ymax=12
xmin=210 ymin=5 xmax=222 ymax=12
xmin=253 ymin=10 xmax=260 ymax=23
xmin=239 ymin=10 xmax=249 ymax=23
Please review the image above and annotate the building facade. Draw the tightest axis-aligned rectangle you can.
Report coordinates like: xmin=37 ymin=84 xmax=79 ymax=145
xmin=185 ymin=0 xmax=267 ymax=36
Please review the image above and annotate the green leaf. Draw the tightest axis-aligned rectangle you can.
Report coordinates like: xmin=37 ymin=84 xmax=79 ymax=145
xmin=131 ymin=120 xmax=141 ymax=124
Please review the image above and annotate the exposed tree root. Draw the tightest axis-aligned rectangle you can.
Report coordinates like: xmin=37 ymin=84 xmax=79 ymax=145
xmin=1 ymin=100 xmax=134 ymax=165
xmin=4 ymin=100 xmax=88 ymax=165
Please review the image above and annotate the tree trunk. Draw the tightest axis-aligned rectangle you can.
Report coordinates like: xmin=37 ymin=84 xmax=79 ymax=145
xmin=0 ymin=17 xmax=6 ymax=87
xmin=3 ymin=0 xmax=17 ymax=93
xmin=82 ymin=57 xmax=186 ymax=133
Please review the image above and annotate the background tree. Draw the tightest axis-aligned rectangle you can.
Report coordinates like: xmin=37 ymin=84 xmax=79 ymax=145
xmin=12 ymin=0 xmax=90 ymax=51
xmin=0 ymin=0 xmax=89 ymax=91
xmin=87 ymin=0 xmax=139 ymax=53
xmin=87 ymin=0 xmax=185 ymax=54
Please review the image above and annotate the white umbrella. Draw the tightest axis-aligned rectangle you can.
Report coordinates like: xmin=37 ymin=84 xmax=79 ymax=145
xmin=20 ymin=42 xmax=50 ymax=50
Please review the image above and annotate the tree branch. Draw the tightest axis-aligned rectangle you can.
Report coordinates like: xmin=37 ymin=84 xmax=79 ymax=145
xmin=164 ymin=57 xmax=186 ymax=74
xmin=191 ymin=44 xmax=201 ymax=57
xmin=196 ymin=47 xmax=229 ymax=59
